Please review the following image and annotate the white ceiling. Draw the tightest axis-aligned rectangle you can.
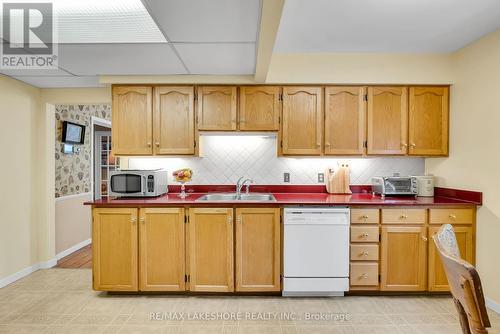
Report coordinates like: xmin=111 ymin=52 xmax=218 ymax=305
xmin=274 ymin=0 xmax=500 ymax=53
xmin=3 ymin=0 xmax=500 ymax=88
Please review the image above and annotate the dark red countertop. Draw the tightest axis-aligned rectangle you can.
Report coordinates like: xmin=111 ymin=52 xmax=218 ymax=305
xmin=85 ymin=185 xmax=481 ymax=207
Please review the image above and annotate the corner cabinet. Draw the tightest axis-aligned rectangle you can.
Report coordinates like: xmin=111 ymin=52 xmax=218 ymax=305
xmin=409 ymin=86 xmax=449 ymax=156
xmin=239 ymin=86 xmax=280 ymax=131
xmin=92 ymin=208 xmax=138 ymax=291
xmin=367 ymin=87 xmax=408 ymax=155
xmin=235 ymin=208 xmax=281 ymax=292
xmin=324 ymin=86 xmax=366 ymax=155
xmin=197 ymin=86 xmax=237 ymax=131
xmin=188 ymin=208 xmax=234 ymax=292
xmin=281 ymin=86 xmax=323 ymax=155
xmin=154 ymin=86 xmax=195 ymax=155
xmin=112 ymin=86 xmax=153 ymax=155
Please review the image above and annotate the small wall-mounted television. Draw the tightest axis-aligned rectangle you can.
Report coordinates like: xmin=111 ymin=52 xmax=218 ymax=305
xmin=62 ymin=121 xmax=85 ymax=144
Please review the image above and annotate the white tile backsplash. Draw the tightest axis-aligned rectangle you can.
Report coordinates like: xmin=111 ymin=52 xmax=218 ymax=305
xmin=128 ymin=134 xmax=424 ymax=185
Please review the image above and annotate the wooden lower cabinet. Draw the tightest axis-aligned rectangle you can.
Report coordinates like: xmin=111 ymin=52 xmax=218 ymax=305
xmin=92 ymin=208 xmax=138 ymax=291
xmin=235 ymin=208 xmax=281 ymax=292
xmin=139 ymin=208 xmax=185 ymax=291
xmin=428 ymin=225 xmax=474 ymax=291
xmin=188 ymin=208 xmax=234 ymax=292
xmin=380 ymin=225 xmax=427 ymax=291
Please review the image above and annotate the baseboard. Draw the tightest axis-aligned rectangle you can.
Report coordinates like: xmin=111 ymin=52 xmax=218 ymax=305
xmin=56 ymin=238 xmax=92 ymax=260
xmin=486 ymin=297 xmax=500 ymax=315
xmin=0 ymin=257 xmax=57 ymax=289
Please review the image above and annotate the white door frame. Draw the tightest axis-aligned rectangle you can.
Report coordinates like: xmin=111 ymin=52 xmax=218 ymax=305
xmin=90 ymin=116 xmax=111 ymax=199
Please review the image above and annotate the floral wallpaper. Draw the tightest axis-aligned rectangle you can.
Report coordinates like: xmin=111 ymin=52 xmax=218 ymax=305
xmin=55 ymin=104 xmax=111 ymax=198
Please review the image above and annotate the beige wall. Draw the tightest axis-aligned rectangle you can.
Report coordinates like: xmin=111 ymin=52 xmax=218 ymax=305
xmin=0 ymin=75 xmax=42 ymax=278
xmin=55 ymin=193 xmax=92 ymax=254
xmin=426 ymin=29 xmax=500 ymax=305
xmin=266 ymin=53 xmax=453 ymax=84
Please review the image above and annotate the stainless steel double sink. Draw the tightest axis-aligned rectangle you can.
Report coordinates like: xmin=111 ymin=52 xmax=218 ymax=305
xmin=196 ymin=192 xmax=276 ymax=202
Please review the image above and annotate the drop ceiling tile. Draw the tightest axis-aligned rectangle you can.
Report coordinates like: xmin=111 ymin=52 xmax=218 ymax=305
xmin=12 ymin=76 xmax=103 ymax=88
xmin=174 ymin=43 xmax=255 ymax=74
xmin=58 ymin=43 xmax=187 ymax=75
xmin=0 ymin=68 xmax=73 ymax=76
xmin=142 ymin=0 xmax=261 ymax=42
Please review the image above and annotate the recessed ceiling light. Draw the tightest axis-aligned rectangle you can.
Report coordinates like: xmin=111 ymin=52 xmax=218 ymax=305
xmin=1 ymin=0 xmax=167 ymax=43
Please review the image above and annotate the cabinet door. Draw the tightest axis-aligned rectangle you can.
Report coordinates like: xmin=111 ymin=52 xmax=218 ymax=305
xmin=154 ymin=86 xmax=195 ymax=155
xmin=428 ymin=225 xmax=474 ymax=291
xmin=139 ymin=208 xmax=185 ymax=291
xmin=282 ymin=86 xmax=323 ymax=155
xmin=235 ymin=208 xmax=281 ymax=292
xmin=367 ymin=87 xmax=408 ymax=155
xmin=92 ymin=208 xmax=138 ymax=291
xmin=380 ymin=225 xmax=427 ymax=291
xmin=324 ymin=86 xmax=366 ymax=155
xmin=112 ymin=86 xmax=153 ymax=155
xmin=197 ymin=86 xmax=237 ymax=130
xmin=188 ymin=208 xmax=234 ymax=292
xmin=239 ymin=86 xmax=280 ymax=131
xmin=409 ymin=86 xmax=449 ymax=156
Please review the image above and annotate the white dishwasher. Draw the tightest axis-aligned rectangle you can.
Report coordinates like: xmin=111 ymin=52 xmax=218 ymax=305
xmin=283 ymin=207 xmax=350 ymax=296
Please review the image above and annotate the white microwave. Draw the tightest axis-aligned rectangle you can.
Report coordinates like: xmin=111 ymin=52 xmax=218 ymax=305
xmin=109 ymin=169 xmax=168 ymax=197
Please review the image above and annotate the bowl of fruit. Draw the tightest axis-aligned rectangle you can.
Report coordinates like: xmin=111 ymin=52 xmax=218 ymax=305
xmin=173 ymin=168 xmax=193 ymax=198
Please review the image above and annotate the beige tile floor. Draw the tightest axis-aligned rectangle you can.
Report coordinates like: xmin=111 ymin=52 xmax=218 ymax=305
xmin=0 ymin=269 xmax=499 ymax=334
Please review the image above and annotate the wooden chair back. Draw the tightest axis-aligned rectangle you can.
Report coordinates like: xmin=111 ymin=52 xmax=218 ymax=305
xmin=433 ymin=224 xmax=491 ymax=334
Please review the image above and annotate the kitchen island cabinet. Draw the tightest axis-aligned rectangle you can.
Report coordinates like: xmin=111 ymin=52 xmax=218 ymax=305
xmin=92 ymin=208 xmax=138 ymax=291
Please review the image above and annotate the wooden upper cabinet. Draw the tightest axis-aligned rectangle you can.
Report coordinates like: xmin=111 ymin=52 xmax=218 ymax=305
xmin=324 ymin=86 xmax=366 ymax=155
xmin=428 ymin=225 xmax=474 ymax=292
xmin=235 ymin=208 xmax=281 ymax=292
xmin=139 ymin=208 xmax=185 ymax=292
xmin=367 ymin=87 xmax=408 ymax=155
xmin=197 ymin=86 xmax=237 ymax=130
xmin=409 ymin=86 xmax=449 ymax=156
xmin=112 ymin=86 xmax=153 ymax=155
xmin=188 ymin=208 xmax=234 ymax=292
xmin=282 ymin=86 xmax=323 ymax=155
xmin=239 ymin=86 xmax=280 ymax=131
xmin=92 ymin=208 xmax=138 ymax=291
xmin=380 ymin=225 xmax=427 ymax=291
xmin=154 ymin=86 xmax=195 ymax=155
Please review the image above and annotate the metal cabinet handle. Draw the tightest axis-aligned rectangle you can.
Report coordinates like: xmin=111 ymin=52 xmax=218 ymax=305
xmin=410 ymin=143 xmax=416 ymax=148
xmin=399 ymin=214 xmax=408 ymax=219
xmin=449 ymin=214 xmax=457 ymax=219
xmin=360 ymin=215 xmax=368 ymax=220
xmin=401 ymin=143 xmax=408 ymax=148
xmin=155 ymin=142 xmax=160 ymax=147
xmin=131 ymin=218 xmax=137 ymax=224
xmin=237 ymin=216 xmax=242 ymax=224
xmin=361 ymin=232 xmax=369 ymax=237
xmin=140 ymin=217 xmax=145 ymax=224
xmin=422 ymin=235 xmax=428 ymax=242
xmin=147 ymin=142 xmax=152 ymax=147
xmin=361 ymin=273 xmax=369 ymax=279
xmin=361 ymin=251 xmax=369 ymax=257
xmin=228 ymin=216 xmax=233 ymax=224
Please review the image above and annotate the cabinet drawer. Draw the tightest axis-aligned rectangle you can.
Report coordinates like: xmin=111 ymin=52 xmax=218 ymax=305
xmin=350 ymin=226 xmax=379 ymax=243
xmin=350 ymin=262 xmax=379 ymax=286
xmin=350 ymin=244 xmax=379 ymax=261
xmin=382 ymin=209 xmax=426 ymax=224
xmin=351 ymin=208 xmax=379 ymax=224
xmin=429 ymin=208 xmax=474 ymax=225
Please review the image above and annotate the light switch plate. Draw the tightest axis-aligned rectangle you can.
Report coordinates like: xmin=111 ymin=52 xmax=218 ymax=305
xmin=318 ymin=173 xmax=324 ymax=183
xmin=284 ymin=172 xmax=290 ymax=183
